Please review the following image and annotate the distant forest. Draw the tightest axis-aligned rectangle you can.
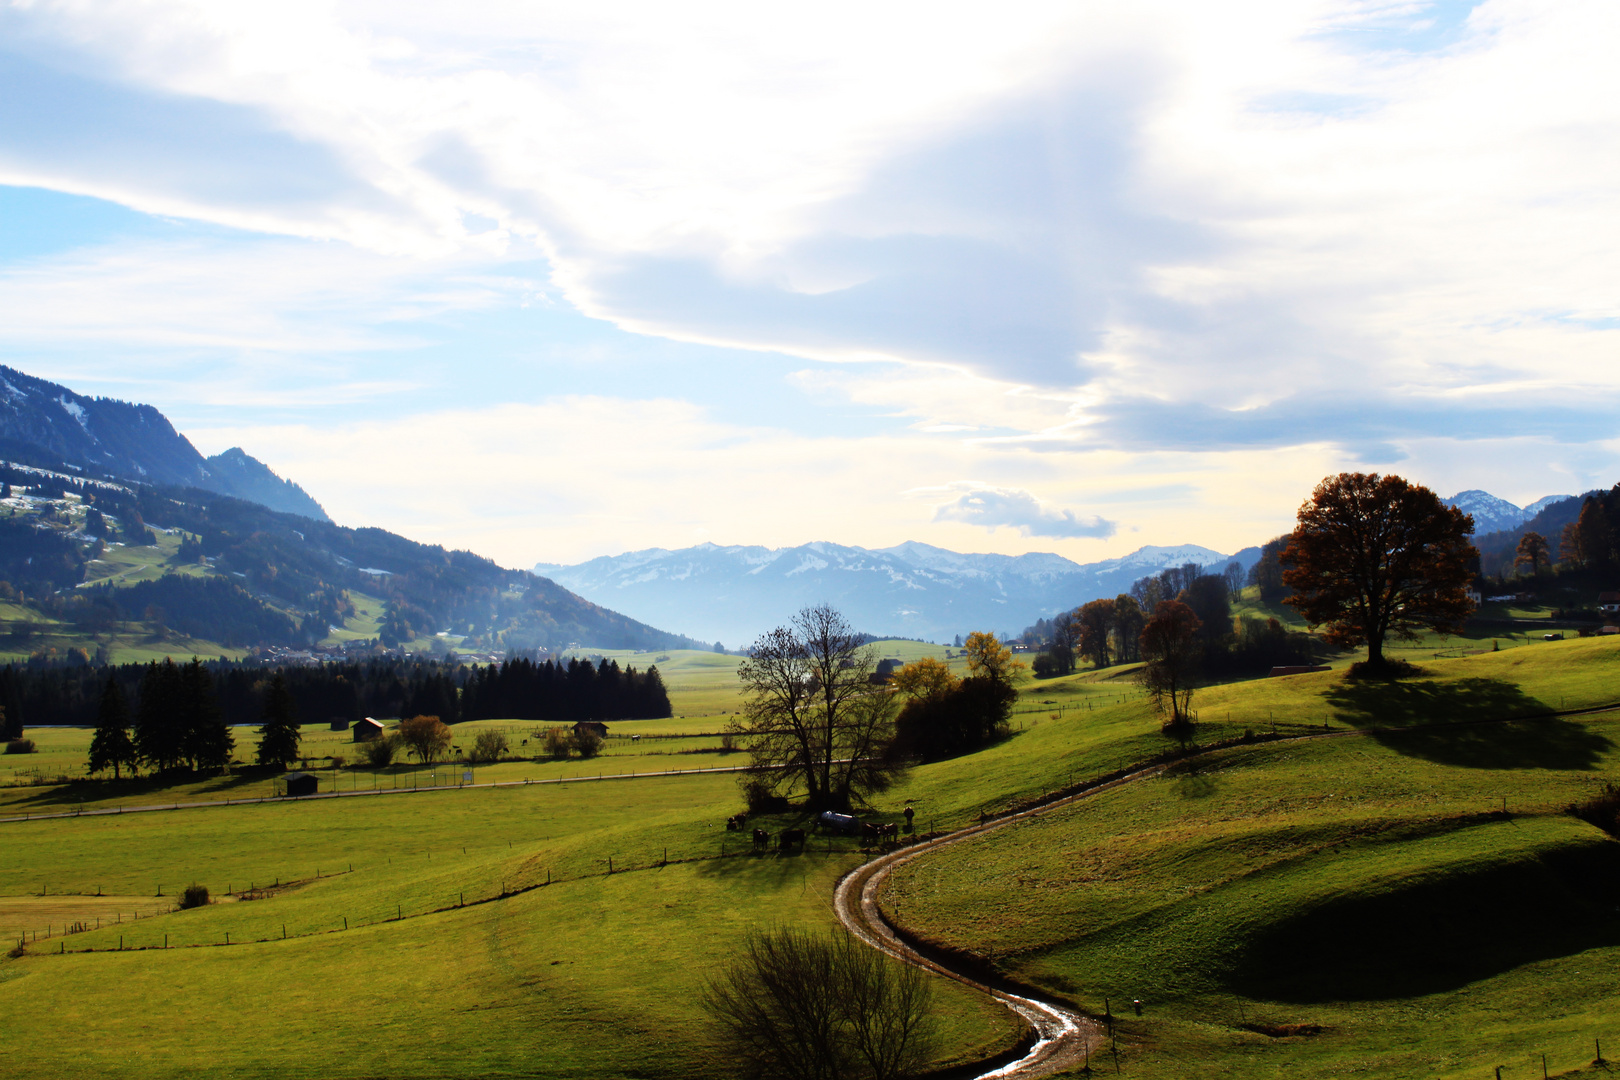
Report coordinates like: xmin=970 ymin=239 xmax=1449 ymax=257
xmin=0 ymin=655 xmax=671 ymax=738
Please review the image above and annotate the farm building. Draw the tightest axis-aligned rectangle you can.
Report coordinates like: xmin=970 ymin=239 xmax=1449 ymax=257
xmin=330 ymin=716 xmax=350 ymax=732
xmin=1599 ymin=592 xmax=1620 ymax=615
xmin=573 ymin=720 xmax=608 ymax=738
xmin=285 ymin=771 xmax=318 ymax=797
xmin=353 ymin=717 xmax=386 ymax=742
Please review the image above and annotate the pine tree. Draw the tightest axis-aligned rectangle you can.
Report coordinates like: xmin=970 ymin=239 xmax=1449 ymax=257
xmin=135 ymin=659 xmax=185 ymax=771
xmin=180 ymin=658 xmax=233 ymax=772
xmin=256 ymin=673 xmax=301 ymax=768
xmin=88 ymin=677 xmax=137 ymax=779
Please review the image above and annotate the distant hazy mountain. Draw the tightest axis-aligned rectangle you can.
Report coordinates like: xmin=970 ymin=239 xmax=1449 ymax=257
xmin=1444 ymin=489 xmax=1573 ymax=535
xmin=535 ymin=540 xmax=1250 ymax=647
xmin=0 ymin=365 xmax=329 ymax=521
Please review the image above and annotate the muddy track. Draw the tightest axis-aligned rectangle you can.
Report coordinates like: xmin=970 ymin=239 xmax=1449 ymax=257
xmin=832 ymin=699 xmax=1620 ymax=1078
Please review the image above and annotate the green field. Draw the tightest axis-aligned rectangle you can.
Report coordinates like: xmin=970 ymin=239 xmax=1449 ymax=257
xmin=4 ymin=635 xmax=1620 ymax=1077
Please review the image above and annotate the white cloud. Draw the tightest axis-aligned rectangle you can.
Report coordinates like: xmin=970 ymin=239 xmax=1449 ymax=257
xmin=929 ymin=484 xmax=1116 ymax=539
xmin=1 ymin=0 xmax=1618 ymax=563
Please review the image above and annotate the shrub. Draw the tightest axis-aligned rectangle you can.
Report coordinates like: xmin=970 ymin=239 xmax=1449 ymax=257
xmin=330 ymin=754 xmax=346 ymax=770
xmin=4 ymin=738 xmax=35 ymax=754
xmin=571 ymin=727 xmax=603 ymax=759
xmin=470 ymin=729 xmax=509 ymax=764
xmin=364 ymin=733 xmax=400 ymax=767
xmin=542 ymin=726 xmax=572 ymax=760
xmin=739 ymin=776 xmax=790 ymax=814
xmin=1571 ymin=782 xmax=1620 ymax=838
xmin=703 ymin=928 xmax=936 ymax=1080
xmin=179 ymin=883 xmax=210 ymax=910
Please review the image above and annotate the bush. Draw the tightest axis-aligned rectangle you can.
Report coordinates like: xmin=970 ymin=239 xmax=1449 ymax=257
xmin=541 ymin=726 xmax=572 ymax=760
xmin=703 ymin=928 xmax=936 ymax=1080
xmin=571 ymin=727 xmax=603 ymax=759
xmin=739 ymin=776 xmax=791 ymax=814
xmin=4 ymin=738 xmax=35 ymax=754
xmin=470 ymin=729 xmax=509 ymax=764
xmin=179 ymin=883 xmax=210 ymax=910
xmin=1571 ymin=782 xmax=1620 ymax=838
xmin=364 ymin=733 xmax=401 ymax=767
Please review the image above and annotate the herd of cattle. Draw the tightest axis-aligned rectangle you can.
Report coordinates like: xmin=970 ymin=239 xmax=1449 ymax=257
xmin=725 ymin=810 xmax=902 ymax=851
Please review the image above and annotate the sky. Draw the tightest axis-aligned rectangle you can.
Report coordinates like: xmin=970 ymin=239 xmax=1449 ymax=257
xmin=0 ymin=0 xmax=1616 ymax=570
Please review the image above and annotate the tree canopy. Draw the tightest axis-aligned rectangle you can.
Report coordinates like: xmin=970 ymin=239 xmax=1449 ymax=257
xmin=734 ymin=605 xmax=902 ymax=811
xmin=1281 ymin=472 xmax=1477 ymax=668
xmin=255 ymin=673 xmax=302 ymax=768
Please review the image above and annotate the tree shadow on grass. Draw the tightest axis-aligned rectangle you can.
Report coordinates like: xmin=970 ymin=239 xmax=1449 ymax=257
xmin=1227 ymin=838 xmax=1620 ymax=1002
xmin=1324 ymin=676 xmax=1612 ymax=770
xmin=4 ymin=769 xmax=266 ymax=809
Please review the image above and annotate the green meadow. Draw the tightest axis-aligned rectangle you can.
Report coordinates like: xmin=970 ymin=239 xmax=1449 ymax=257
xmin=3 ymin=634 xmax=1619 ymax=1077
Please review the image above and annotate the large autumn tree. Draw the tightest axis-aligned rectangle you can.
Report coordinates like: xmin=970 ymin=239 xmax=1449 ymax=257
xmin=1281 ymin=473 xmax=1477 ymax=668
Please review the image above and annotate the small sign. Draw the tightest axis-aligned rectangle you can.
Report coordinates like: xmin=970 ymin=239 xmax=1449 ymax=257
xmin=463 ymin=771 xmax=473 ymax=783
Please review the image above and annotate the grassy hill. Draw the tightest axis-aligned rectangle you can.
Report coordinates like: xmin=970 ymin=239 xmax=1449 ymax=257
xmin=3 ymin=637 xmax=1619 ymax=1077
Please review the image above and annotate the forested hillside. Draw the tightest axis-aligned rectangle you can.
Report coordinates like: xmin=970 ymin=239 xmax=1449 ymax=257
xmin=0 ymin=460 xmax=705 ymax=658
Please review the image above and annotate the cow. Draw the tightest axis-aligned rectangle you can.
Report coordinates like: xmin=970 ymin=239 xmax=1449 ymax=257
xmin=881 ymin=822 xmax=899 ymax=841
xmin=752 ymin=828 xmax=770 ymax=851
xmin=779 ymin=828 xmax=805 ymax=852
xmin=726 ymin=813 xmax=747 ymax=832
xmin=862 ymin=822 xmax=882 ymax=842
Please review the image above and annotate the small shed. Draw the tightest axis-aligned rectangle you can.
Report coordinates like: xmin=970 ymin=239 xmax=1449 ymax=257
xmin=353 ymin=717 xmax=386 ymax=742
xmin=573 ymin=720 xmax=608 ymax=739
xmin=330 ymin=716 xmax=350 ymax=732
xmin=285 ymin=771 xmax=318 ymax=797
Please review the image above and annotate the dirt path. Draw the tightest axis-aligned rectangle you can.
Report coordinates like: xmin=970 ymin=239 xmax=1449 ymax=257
xmin=832 ymin=699 xmax=1620 ymax=1079
xmin=831 ymin=766 xmax=1172 ymax=1077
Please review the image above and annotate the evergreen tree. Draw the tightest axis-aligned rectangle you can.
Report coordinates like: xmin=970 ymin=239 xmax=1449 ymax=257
xmin=135 ymin=659 xmax=185 ymax=771
xmin=88 ymin=677 xmax=137 ymax=779
xmin=179 ymin=658 xmax=233 ymax=771
xmin=0 ymin=666 xmax=21 ymax=740
xmin=256 ymin=673 xmax=301 ymax=767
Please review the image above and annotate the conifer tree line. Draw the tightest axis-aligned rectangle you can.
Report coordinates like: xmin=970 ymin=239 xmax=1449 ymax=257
xmin=1 ymin=655 xmax=671 ymax=759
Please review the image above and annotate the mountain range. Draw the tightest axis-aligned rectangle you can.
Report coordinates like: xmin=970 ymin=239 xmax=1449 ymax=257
xmin=1443 ymin=489 xmax=1574 ymax=535
xmin=537 ymin=485 xmax=1587 ymax=646
xmin=535 ymin=541 xmax=1254 ymax=647
xmin=0 ymin=365 xmax=329 ymax=520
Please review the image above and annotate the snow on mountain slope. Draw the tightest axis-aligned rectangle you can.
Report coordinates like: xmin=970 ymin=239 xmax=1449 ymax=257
xmin=534 ymin=540 xmax=1243 ymax=647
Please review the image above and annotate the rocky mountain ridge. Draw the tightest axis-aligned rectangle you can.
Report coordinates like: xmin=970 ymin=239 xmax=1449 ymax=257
xmin=0 ymin=365 xmax=329 ymax=520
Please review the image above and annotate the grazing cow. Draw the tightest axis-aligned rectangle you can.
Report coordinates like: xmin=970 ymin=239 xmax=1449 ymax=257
xmin=779 ymin=828 xmax=805 ymax=852
xmin=752 ymin=828 xmax=770 ymax=851
xmin=881 ymin=823 xmax=899 ymax=841
xmin=726 ymin=813 xmax=747 ymax=832
xmin=861 ymin=822 xmax=882 ymax=842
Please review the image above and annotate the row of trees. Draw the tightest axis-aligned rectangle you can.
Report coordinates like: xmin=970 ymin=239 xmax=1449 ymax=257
xmin=86 ymin=660 xmax=235 ymax=775
xmin=460 ymin=657 xmax=671 ymax=721
xmin=0 ymin=654 xmax=672 ymax=740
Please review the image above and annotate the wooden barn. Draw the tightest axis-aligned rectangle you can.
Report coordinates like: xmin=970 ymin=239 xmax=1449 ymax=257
xmin=330 ymin=716 xmax=350 ymax=732
xmin=353 ymin=717 xmax=386 ymax=742
xmin=573 ymin=720 xmax=608 ymax=739
xmin=285 ymin=771 xmax=318 ymax=797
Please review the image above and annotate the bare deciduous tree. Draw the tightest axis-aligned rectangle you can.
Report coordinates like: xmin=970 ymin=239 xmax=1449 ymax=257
xmin=702 ymin=927 xmax=936 ymax=1080
xmin=734 ymin=605 xmax=902 ymax=811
